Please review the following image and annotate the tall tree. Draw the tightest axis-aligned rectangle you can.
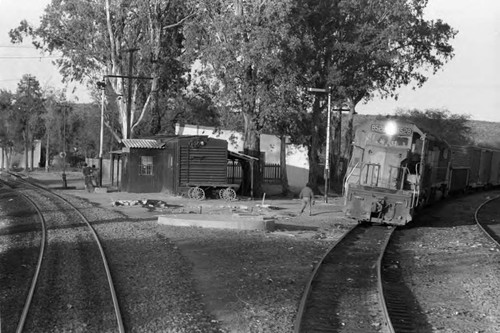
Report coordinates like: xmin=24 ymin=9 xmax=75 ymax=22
xmin=284 ymin=0 xmax=457 ymax=192
xmin=10 ymin=75 xmax=45 ymax=171
xmin=0 ymin=90 xmax=16 ymax=170
xmin=10 ymin=0 xmax=193 ymax=140
xmin=183 ymin=0 xmax=296 ymax=196
xmin=395 ymin=108 xmax=473 ymax=146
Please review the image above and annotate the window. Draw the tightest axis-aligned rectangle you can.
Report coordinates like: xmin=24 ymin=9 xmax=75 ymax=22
xmin=140 ymin=156 xmax=153 ymax=175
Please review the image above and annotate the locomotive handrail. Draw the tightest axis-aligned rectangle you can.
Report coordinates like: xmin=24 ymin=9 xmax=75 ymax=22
xmin=343 ymin=161 xmax=360 ymax=203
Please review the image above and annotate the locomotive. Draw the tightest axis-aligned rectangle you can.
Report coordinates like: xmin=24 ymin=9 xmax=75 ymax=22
xmin=343 ymin=118 xmax=500 ymax=225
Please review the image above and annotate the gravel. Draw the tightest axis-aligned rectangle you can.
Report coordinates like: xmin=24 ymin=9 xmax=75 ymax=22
xmin=393 ymin=191 xmax=500 ymax=333
xmin=3 ymin=171 xmax=500 ymax=332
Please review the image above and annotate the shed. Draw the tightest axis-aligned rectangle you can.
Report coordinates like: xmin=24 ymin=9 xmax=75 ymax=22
xmin=120 ymin=139 xmax=166 ymax=193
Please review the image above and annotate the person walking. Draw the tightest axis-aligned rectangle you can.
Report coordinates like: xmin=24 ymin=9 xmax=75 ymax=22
xmin=299 ymin=183 xmax=315 ymax=216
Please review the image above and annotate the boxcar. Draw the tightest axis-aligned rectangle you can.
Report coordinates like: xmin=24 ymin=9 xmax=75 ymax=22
xmin=479 ymin=148 xmax=493 ymax=188
xmin=450 ymin=146 xmax=482 ymax=189
xmin=344 ymin=119 xmax=451 ymax=225
xmin=158 ymin=135 xmax=240 ymax=199
xmin=118 ymin=136 xmax=241 ymax=199
xmin=490 ymin=149 xmax=500 ymax=187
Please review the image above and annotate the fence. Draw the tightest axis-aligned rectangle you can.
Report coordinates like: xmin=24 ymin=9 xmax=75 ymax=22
xmin=227 ymin=161 xmax=281 ymax=184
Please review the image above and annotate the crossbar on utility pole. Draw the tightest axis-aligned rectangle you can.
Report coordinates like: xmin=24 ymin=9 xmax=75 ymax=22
xmin=105 ymin=48 xmax=153 ymax=139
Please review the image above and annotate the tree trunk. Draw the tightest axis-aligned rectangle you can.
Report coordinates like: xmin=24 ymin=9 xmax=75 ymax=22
xmin=241 ymin=112 xmax=262 ymax=198
xmin=280 ymin=135 xmax=289 ymax=196
xmin=46 ymin=132 xmax=50 ymax=172
xmin=24 ymin=130 xmax=29 ymax=172
xmin=331 ymin=111 xmax=342 ymax=194
xmin=30 ymin=142 xmax=35 ymax=170
xmin=307 ymin=98 xmax=323 ymax=195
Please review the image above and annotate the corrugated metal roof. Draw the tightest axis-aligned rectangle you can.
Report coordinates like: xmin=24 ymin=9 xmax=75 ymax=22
xmin=121 ymin=139 xmax=165 ymax=149
xmin=228 ymin=150 xmax=259 ymax=161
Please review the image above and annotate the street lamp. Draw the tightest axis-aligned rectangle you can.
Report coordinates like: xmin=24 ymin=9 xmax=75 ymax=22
xmin=307 ymin=86 xmax=332 ymax=203
xmin=61 ymin=103 xmax=68 ymax=189
xmin=96 ymin=80 xmax=106 ymax=188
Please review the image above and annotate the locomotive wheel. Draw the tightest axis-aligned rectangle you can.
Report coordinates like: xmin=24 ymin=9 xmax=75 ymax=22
xmin=222 ymin=188 xmax=237 ymax=201
xmin=191 ymin=187 xmax=205 ymax=200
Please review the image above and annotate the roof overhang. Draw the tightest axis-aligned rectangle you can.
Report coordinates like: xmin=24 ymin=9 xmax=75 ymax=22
xmin=228 ymin=150 xmax=259 ymax=162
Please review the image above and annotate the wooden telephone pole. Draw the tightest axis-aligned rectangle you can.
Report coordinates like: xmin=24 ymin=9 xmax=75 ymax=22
xmin=106 ymin=48 xmax=152 ymax=139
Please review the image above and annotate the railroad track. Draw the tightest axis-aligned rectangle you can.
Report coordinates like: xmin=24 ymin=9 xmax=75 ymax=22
xmin=0 ymin=173 xmax=124 ymax=332
xmin=294 ymin=223 xmax=396 ymax=333
xmin=475 ymin=195 xmax=500 ymax=248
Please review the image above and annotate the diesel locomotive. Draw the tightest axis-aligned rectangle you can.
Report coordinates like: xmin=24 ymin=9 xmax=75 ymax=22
xmin=343 ymin=119 xmax=500 ymax=225
xmin=344 ymin=119 xmax=451 ymax=225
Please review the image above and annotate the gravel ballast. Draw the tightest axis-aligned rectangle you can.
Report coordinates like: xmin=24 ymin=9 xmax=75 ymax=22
xmin=2 ymin=171 xmax=500 ymax=332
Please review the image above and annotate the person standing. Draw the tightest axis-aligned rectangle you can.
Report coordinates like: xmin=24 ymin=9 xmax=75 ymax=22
xmin=91 ymin=165 xmax=99 ymax=187
xmin=299 ymin=183 xmax=315 ymax=216
xmin=82 ymin=163 xmax=93 ymax=192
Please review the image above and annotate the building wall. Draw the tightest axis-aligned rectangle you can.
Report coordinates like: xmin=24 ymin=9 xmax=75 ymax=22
xmin=175 ymin=124 xmax=309 ymax=189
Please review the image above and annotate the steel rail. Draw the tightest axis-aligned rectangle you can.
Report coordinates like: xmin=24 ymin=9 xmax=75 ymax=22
xmin=474 ymin=194 xmax=500 ymax=247
xmin=14 ymin=193 xmax=46 ymax=333
xmin=294 ymin=223 xmax=395 ymax=332
xmin=9 ymin=173 xmax=125 ymax=333
xmin=293 ymin=223 xmax=358 ymax=332
xmin=376 ymin=227 xmax=396 ymax=333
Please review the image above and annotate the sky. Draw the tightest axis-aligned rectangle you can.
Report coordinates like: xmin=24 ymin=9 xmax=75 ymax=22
xmin=1 ymin=0 xmax=499 ymax=122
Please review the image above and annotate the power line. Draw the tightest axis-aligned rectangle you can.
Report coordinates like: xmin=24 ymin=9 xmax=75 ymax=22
xmin=0 ymin=45 xmax=37 ymax=49
xmin=0 ymin=56 xmax=61 ymax=59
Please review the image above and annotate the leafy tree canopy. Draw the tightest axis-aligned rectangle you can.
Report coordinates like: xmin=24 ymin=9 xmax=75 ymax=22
xmin=394 ymin=108 xmax=473 ymax=146
xmin=10 ymin=0 xmax=194 ymax=140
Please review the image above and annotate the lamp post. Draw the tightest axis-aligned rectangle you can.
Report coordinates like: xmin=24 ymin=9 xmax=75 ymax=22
xmin=61 ymin=103 xmax=68 ymax=189
xmin=307 ymin=86 xmax=332 ymax=203
xmin=96 ymin=80 xmax=106 ymax=188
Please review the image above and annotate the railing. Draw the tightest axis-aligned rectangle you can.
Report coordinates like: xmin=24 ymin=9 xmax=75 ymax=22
xmin=227 ymin=161 xmax=281 ymax=184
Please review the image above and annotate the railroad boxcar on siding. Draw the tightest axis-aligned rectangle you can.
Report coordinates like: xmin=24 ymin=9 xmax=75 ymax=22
xmin=344 ymin=119 xmax=451 ymax=225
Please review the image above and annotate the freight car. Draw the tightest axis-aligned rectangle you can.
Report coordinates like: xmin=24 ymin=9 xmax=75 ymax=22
xmin=344 ymin=119 xmax=451 ymax=225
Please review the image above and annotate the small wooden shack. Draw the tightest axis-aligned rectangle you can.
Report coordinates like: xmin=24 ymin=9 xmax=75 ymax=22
xmin=114 ymin=136 xmax=257 ymax=197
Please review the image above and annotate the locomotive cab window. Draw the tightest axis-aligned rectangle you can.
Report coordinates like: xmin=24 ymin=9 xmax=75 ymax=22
xmin=375 ymin=134 xmax=409 ymax=147
xmin=139 ymin=156 xmax=154 ymax=176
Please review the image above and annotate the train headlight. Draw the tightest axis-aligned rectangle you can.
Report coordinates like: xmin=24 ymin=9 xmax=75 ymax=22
xmin=384 ymin=121 xmax=398 ymax=136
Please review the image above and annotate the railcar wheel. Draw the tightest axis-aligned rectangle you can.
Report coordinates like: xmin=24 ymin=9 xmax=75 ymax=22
xmin=222 ymin=188 xmax=237 ymax=201
xmin=187 ymin=187 xmax=195 ymax=199
xmin=192 ymin=187 xmax=205 ymax=200
xmin=219 ymin=188 xmax=226 ymax=200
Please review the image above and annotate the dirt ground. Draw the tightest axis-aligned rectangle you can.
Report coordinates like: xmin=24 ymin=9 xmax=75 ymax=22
xmin=15 ymin=170 xmax=500 ymax=332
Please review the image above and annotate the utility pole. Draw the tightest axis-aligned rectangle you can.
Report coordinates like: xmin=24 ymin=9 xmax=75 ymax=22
xmin=106 ymin=48 xmax=152 ymax=139
xmin=125 ymin=48 xmax=138 ymax=139
xmin=96 ymin=80 xmax=106 ymax=187
xmin=61 ymin=103 xmax=68 ymax=189
xmin=307 ymin=87 xmax=332 ymax=203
